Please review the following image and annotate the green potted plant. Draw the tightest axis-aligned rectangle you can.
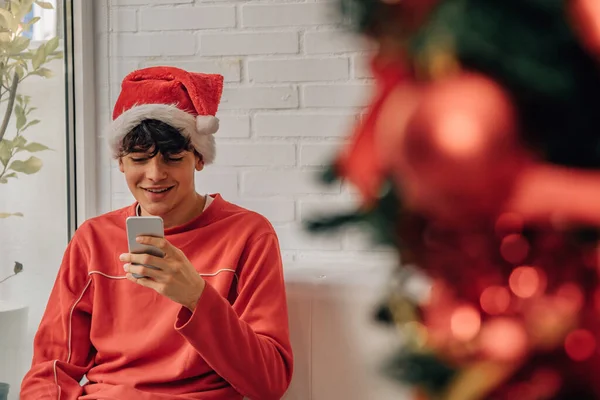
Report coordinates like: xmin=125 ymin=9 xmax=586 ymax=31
xmin=0 ymin=1 xmax=62 ymax=399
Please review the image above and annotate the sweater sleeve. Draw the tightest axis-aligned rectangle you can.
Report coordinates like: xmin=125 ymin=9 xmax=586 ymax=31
xmin=175 ymin=232 xmax=294 ymax=400
xmin=20 ymin=234 xmax=96 ymax=400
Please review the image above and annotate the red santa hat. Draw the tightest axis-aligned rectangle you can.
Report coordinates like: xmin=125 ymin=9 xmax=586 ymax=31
xmin=108 ymin=66 xmax=224 ymax=164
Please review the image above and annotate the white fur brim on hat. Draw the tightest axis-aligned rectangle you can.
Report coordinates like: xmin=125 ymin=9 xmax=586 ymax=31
xmin=108 ymin=103 xmax=219 ymax=164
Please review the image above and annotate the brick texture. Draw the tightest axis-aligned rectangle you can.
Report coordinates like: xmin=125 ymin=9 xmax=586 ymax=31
xmin=96 ymin=0 xmax=386 ymax=265
xmin=140 ymin=6 xmax=235 ymax=31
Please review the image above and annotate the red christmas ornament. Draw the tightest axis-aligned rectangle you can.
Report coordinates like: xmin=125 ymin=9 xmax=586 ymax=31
xmin=392 ymin=72 xmax=531 ymax=225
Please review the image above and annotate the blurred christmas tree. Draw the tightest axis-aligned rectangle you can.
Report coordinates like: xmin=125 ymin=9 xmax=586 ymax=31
xmin=308 ymin=1 xmax=600 ymax=399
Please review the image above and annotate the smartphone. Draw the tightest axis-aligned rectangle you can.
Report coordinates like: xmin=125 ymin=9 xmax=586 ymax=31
xmin=126 ymin=216 xmax=165 ymax=278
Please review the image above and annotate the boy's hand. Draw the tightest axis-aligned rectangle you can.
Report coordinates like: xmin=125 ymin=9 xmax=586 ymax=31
xmin=120 ymin=236 xmax=205 ymax=311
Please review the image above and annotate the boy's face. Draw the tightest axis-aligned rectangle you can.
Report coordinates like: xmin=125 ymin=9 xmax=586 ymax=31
xmin=119 ymin=149 xmax=204 ymax=217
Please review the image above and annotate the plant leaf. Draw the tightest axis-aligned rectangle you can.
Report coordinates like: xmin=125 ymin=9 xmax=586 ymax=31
xmin=0 ymin=139 xmax=12 ymax=167
xmin=15 ymin=0 xmax=34 ymax=21
xmin=0 ymin=172 xmax=17 ymax=183
xmin=0 ymin=32 xmax=11 ymax=44
xmin=24 ymin=142 xmax=49 ymax=152
xmin=45 ymin=36 xmax=59 ymax=55
xmin=31 ymin=67 xmax=52 ymax=78
xmin=9 ymin=155 xmax=42 ymax=174
xmin=47 ymin=53 xmax=63 ymax=61
xmin=35 ymin=1 xmax=54 ymax=10
xmin=15 ymin=104 xmax=26 ymax=130
xmin=22 ymin=119 xmax=40 ymax=130
xmin=0 ymin=212 xmax=23 ymax=218
xmin=32 ymin=43 xmax=45 ymax=70
xmin=0 ymin=9 xmax=16 ymax=32
xmin=10 ymin=36 xmax=30 ymax=54
xmin=11 ymin=4 xmax=23 ymax=22
xmin=13 ymin=261 xmax=23 ymax=274
xmin=22 ymin=16 xmax=40 ymax=30
xmin=15 ymin=50 xmax=33 ymax=59
xmin=12 ymin=135 xmax=26 ymax=149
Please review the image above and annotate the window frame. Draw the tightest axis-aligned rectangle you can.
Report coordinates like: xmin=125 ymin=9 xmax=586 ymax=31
xmin=64 ymin=0 xmax=97 ymax=235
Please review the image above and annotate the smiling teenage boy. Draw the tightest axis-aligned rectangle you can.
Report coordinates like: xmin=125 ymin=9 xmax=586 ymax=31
xmin=20 ymin=67 xmax=294 ymax=400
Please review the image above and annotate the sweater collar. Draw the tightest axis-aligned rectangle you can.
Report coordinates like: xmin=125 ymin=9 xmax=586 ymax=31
xmin=127 ymin=193 xmax=226 ymax=235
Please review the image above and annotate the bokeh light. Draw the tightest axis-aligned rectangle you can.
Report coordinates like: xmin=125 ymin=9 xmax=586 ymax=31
xmin=450 ymin=305 xmax=481 ymax=341
xmin=564 ymin=329 xmax=596 ymax=361
xmin=480 ymin=318 xmax=528 ymax=361
xmin=480 ymin=285 xmax=511 ymax=315
xmin=509 ymin=266 xmax=545 ymax=298
xmin=500 ymin=234 xmax=529 ymax=264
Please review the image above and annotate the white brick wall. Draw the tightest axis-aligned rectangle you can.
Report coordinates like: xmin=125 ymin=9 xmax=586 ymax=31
xmin=201 ymin=32 xmax=299 ymax=56
xmin=140 ymin=6 xmax=236 ymax=31
xmin=241 ymin=3 xmax=341 ymax=27
xmin=94 ymin=0 xmax=393 ymax=266
xmin=248 ymin=58 xmax=348 ymax=83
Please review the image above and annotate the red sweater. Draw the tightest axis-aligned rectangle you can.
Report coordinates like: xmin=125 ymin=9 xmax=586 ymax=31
xmin=20 ymin=194 xmax=293 ymax=400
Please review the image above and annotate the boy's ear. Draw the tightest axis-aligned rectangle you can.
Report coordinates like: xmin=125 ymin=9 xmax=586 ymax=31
xmin=118 ymin=157 xmax=124 ymax=173
xmin=195 ymin=152 xmax=204 ymax=172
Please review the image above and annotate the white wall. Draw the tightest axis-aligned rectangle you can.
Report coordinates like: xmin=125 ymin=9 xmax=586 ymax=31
xmin=94 ymin=0 xmax=395 ymax=267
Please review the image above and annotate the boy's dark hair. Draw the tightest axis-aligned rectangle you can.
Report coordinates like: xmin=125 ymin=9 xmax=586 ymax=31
xmin=117 ymin=119 xmax=199 ymax=159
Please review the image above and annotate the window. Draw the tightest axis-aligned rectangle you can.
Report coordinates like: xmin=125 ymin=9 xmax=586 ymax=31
xmin=0 ymin=1 xmax=76 ymax=399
